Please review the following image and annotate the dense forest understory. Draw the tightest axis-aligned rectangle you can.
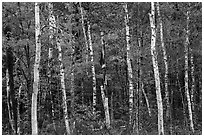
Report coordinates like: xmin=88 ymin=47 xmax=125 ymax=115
xmin=2 ymin=2 xmax=202 ymax=135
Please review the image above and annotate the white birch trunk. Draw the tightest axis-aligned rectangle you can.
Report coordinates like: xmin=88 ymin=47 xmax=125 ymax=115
xmin=17 ymin=84 xmax=22 ymax=135
xmin=100 ymin=86 xmax=111 ymax=129
xmin=156 ymin=1 xmax=170 ymax=118
xmin=79 ymin=2 xmax=89 ymax=69
xmin=190 ymin=48 xmax=195 ymax=113
xmin=123 ymin=3 xmax=134 ymax=126
xmin=184 ymin=8 xmax=194 ymax=133
xmin=156 ymin=2 xmax=172 ymax=134
xmin=48 ymin=2 xmax=56 ymax=131
xmin=149 ymin=2 xmax=164 ymax=135
xmin=32 ymin=2 xmax=41 ymax=134
xmin=56 ymin=23 xmax=71 ymax=135
xmin=87 ymin=22 xmax=97 ymax=114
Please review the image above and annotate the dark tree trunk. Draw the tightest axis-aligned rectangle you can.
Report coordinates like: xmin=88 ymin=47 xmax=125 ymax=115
xmin=6 ymin=47 xmax=17 ymax=134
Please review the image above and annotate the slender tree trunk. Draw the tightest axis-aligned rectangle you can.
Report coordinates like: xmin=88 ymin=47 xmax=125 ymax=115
xmin=25 ymin=44 xmax=32 ymax=105
xmin=87 ymin=22 xmax=97 ymax=114
xmin=6 ymin=68 xmax=15 ymax=134
xmin=141 ymin=82 xmax=151 ymax=117
xmin=156 ymin=2 xmax=171 ymax=134
xmin=70 ymin=62 xmax=75 ymax=111
xmin=110 ymin=91 xmax=114 ymax=123
xmin=56 ymin=19 xmax=71 ymax=135
xmin=190 ymin=48 xmax=195 ymax=118
xmin=199 ymin=74 xmax=202 ymax=108
xmin=149 ymin=2 xmax=164 ymax=135
xmin=81 ymin=81 xmax=84 ymax=104
xmin=7 ymin=47 xmax=17 ymax=134
xmin=32 ymin=3 xmax=41 ymax=134
xmin=123 ymin=3 xmax=134 ymax=127
xmin=48 ymin=2 xmax=56 ymax=132
xmin=176 ymin=58 xmax=187 ymax=127
xmin=133 ymin=3 xmax=140 ymax=134
xmin=100 ymin=31 xmax=111 ymax=130
xmin=79 ymin=3 xmax=89 ymax=105
xmin=24 ymin=44 xmax=32 ymax=135
xmin=79 ymin=2 xmax=89 ymax=71
xmin=170 ymin=89 xmax=173 ymax=133
xmin=17 ymin=83 xmax=22 ymax=135
xmin=184 ymin=7 xmax=194 ymax=133
xmin=100 ymin=86 xmax=111 ymax=130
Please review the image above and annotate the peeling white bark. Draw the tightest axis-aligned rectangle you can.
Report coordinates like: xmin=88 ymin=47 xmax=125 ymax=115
xmin=149 ymin=2 xmax=164 ymax=135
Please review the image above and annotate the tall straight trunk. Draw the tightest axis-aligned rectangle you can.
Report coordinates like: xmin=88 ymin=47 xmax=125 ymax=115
xmin=123 ymin=3 xmax=134 ymax=127
xmin=87 ymin=22 xmax=97 ymax=114
xmin=149 ymin=2 xmax=164 ymax=135
xmin=17 ymin=84 xmax=22 ymax=135
xmin=56 ymin=18 xmax=71 ymax=135
xmin=190 ymin=48 xmax=195 ymax=115
xmin=156 ymin=2 xmax=171 ymax=134
xmin=184 ymin=7 xmax=194 ymax=133
xmin=48 ymin=2 xmax=56 ymax=132
xmin=32 ymin=2 xmax=41 ymax=134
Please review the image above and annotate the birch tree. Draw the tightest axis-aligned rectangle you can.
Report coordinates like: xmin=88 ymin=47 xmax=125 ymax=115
xmin=17 ymin=83 xmax=22 ymax=135
xmin=56 ymin=17 xmax=71 ymax=135
xmin=156 ymin=2 xmax=171 ymax=134
xmin=141 ymin=82 xmax=151 ymax=117
xmin=100 ymin=31 xmax=111 ymax=130
xmin=48 ymin=2 xmax=56 ymax=132
xmin=79 ymin=2 xmax=89 ymax=70
xmin=133 ymin=3 xmax=140 ymax=134
xmin=149 ymin=2 xmax=164 ymax=135
xmin=190 ymin=48 xmax=195 ymax=115
xmin=184 ymin=5 xmax=194 ymax=133
xmin=123 ymin=3 xmax=134 ymax=126
xmin=32 ymin=2 xmax=41 ymax=134
xmin=87 ymin=22 xmax=97 ymax=114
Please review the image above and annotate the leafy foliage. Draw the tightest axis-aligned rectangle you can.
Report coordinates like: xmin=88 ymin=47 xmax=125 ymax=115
xmin=2 ymin=2 xmax=202 ymax=135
